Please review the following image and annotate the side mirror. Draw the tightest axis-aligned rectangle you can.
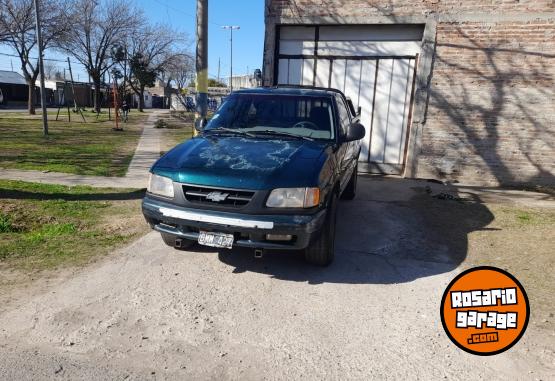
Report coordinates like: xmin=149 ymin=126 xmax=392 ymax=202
xmin=194 ymin=117 xmax=207 ymax=132
xmin=345 ymin=122 xmax=365 ymax=142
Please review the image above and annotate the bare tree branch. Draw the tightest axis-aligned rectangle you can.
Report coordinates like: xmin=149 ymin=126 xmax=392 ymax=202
xmin=116 ymin=23 xmax=189 ymax=111
xmin=0 ymin=0 xmax=70 ymax=113
xmin=58 ymin=0 xmax=143 ymax=112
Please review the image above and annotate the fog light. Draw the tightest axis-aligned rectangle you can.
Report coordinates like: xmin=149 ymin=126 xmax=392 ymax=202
xmin=266 ymin=234 xmax=292 ymax=241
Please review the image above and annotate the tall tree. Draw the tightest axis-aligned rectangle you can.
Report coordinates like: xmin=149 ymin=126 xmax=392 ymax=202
xmin=60 ymin=0 xmax=140 ymax=113
xmin=42 ymin=60 xmax=58 ymax=79
xmin=159 ymin=53 xmax=193 ymax=109
xmin=0 ymin=0 xmax=69 ymax=114
xmin=121 ymin=24 xmax=186 ymax=111
xmin=167 ymin=54 xmax=195 ymax=92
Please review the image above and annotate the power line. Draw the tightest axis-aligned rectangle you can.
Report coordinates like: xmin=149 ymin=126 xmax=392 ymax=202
xmin=0 ymin=51 xmax=82 ymax=66
xmin=152 ymin=0 xmax=224 ymax=27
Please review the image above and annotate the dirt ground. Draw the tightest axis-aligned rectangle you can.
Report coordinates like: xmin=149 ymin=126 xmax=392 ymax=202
xmin=0 ymin=177 xmax=553 ymax=380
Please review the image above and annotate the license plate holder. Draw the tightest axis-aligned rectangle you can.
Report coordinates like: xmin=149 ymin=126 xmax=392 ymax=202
xmin=198 ymin=231 xmax=234 ymax=249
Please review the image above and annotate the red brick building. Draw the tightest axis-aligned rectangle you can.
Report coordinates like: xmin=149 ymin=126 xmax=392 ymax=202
xmin=263 ymin=0 xmax=554 ymax=186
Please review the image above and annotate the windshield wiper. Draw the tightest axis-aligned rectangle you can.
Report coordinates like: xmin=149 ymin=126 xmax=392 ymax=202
xmin=251 ymin=130 xmax=314 ymax=141
xmin=203 ymin=127 xmax=255 ymax=137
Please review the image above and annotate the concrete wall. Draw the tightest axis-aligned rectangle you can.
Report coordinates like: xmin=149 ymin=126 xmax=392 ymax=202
xmin=264 ymin=0 xmax=555 ymax=186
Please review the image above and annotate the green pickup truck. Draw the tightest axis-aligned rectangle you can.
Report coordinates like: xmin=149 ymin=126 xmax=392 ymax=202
xmin=142 ymin=86 xmax=365 ymax=265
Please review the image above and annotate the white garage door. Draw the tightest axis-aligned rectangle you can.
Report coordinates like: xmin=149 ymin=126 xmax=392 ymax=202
xmin=276 ymin=25 xmax=422 ymax=174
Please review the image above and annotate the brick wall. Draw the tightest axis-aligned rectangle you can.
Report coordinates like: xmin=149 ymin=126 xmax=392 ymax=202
xmin=265 ymin=0 xmax=555 ymax=186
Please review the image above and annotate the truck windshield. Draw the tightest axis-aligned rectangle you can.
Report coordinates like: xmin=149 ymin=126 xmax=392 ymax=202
xmin=204 ymin=94 xmax=335 ymax=140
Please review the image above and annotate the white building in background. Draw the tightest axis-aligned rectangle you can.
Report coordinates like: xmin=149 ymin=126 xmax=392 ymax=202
xmin=132 ymin=91 xmax=153 ymax=109
xmin=229 ymin=74 xmax=259 ymax=89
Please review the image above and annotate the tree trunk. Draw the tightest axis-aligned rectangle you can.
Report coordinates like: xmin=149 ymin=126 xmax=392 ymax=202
xmin=138 ymin=85 xmax=145 ymax=112
xmin=93 ymin=76 xmax=102 ymax=113
xmin=27 ymin=80 xmax=36 ymax=115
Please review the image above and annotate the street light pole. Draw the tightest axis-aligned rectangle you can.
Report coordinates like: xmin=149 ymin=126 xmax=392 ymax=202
xmin=222 ymin=25 xmax=239 ymax=92
xmin=34 ymin=0 xmax=48 ymax=135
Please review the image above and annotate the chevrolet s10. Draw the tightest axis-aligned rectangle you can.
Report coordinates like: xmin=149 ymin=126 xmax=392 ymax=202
xmin=142 ymin=87 xmax=365 ymax=265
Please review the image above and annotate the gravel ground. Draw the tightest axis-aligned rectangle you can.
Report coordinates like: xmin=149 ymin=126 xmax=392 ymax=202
xmin=0 ymin=178 xmax=553 ymax=380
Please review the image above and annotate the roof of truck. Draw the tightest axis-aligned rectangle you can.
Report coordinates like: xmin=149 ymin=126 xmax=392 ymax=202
xmin=233 ymin=86 xmax=345 ymax=98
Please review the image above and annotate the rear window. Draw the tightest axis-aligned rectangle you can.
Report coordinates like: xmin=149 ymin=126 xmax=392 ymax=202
xmin=205 ymin=94 xmax=335 ymax=140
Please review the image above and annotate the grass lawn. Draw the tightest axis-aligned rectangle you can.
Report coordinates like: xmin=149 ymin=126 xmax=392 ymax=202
xmin=157 ymin=112 xmax=195 ymax=154
xmin=0 ymin=180 xmax=149 ymax=271
xmin=464 ymin=204 xmax=555 ymax=326
xmin=0 ymin=109 xmax=148 ymax=176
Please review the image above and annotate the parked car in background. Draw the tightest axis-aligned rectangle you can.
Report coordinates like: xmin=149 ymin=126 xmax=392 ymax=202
xmin=142 ymin=86 xmax=365 ymax=265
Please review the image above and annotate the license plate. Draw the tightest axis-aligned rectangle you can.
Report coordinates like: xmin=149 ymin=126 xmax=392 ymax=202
xmin=198 ymin=231 xmax=234 ymax=249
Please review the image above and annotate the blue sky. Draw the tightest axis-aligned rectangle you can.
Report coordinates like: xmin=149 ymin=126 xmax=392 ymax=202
xmin=0 ymin=0 xmax=265 ymax=83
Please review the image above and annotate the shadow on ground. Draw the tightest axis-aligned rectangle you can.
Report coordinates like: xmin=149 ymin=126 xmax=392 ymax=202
xmin=215 ymin=178 xmax=494 ymax=284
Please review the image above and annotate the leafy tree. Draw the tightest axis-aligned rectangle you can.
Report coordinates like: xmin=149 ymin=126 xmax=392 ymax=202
xmin=208 ymin=78 xmax=226 ymax=87
xmin=189 ymin=78 xmax=227 ymax=88
xmin=129 ymin=52 xmax=157 ymax=109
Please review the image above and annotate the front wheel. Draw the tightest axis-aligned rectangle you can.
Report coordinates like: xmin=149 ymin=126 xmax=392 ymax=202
xmin=341 ymin=163 xmax=358 ymax=200
xmin=304 ymin=194 xmax=338 ymax=266
xmin=160 ymin=232 xmax=195 ymax=250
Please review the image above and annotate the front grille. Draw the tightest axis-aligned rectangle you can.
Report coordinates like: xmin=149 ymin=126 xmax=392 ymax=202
xmin=182 ymin=185 xmax=255 ymax=207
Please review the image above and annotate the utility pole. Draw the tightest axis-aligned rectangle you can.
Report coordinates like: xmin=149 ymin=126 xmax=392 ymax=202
xmin=195 ymin=0 xmax=208 ymax=134
xmin=34 ymin=0 xmax=48 ymax=135
xmin=222 ymin=25 xmax=239 ymax=92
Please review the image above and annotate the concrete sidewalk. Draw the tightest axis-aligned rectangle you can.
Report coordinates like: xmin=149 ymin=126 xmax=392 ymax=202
xmin=0 ymin=110 xmax=165 ymax=189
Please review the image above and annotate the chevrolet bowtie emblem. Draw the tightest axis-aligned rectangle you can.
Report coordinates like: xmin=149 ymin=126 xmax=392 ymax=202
xmin=205 ymin=191 xmax=229 ymax=202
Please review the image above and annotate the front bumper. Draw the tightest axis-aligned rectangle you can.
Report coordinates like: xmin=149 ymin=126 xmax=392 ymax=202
xmin=142 ymin=196 xmax=327 ymax=250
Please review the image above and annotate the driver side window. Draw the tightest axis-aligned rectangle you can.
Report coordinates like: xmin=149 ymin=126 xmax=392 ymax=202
xmin=335 ymin=95 xmax=351 ymax=136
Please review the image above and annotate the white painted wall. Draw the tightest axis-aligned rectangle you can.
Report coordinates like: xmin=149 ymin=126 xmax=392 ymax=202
xmin=277 ymin=25 xmax=422 ymax=173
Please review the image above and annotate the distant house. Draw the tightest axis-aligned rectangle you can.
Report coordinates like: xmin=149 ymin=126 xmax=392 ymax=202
xmin=132 ymin=90 xmax=153 ymax=109
xmin=44 ymin=79 xmax=95 ymax=107
xmin=229 ymin=74 xmax=258 ymax=89
xmin=0 ymin=70 xmax=35 ymax=105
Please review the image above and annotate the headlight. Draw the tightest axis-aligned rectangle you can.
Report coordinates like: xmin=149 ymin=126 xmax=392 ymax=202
xmin=266 ymin=187 xmax=320 ymax=208
xmin=147 ymin=173 xmax=174 ymax=198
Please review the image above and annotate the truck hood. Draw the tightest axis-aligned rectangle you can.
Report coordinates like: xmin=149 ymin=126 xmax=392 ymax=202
xmin=153 ymin=136 xmax=330 ymax=190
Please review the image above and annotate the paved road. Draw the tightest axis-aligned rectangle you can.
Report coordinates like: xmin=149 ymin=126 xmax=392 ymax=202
xmin=0 ymin=178 xmax=552 ymax=380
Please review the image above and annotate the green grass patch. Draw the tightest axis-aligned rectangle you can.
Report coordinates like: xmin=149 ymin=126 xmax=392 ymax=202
xmin=0 ymin=109 xmax=148 ymax=176
xmin=0 ymin=180 xmax=149 ymax=270
xmin=516 ymin=212 xmax=531 ymax=223
xmin=0 ymin=213 xmax=16 ymax=233
xmin=158 ymin=113 xmax=194 ymax=155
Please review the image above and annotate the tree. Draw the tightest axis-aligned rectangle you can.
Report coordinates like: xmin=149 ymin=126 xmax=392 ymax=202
xmin=42 ymin=60 xmax=58 ymax=79
xmin=164 ymin=53 xmax=194 ymax=109
xmin=59 ymin=0 xmax=140 ymax=113
xmin=119 ymin=24 xmax=186 ymax=111
xmin=189 ymin=78 xmax=226 ymax=88
xmin=208 ymin=78 xmax=226 ymax=87
xmin=129 ymin=52 xmax=157 ymax=110
xmin=0 ymin=0 xmax=69 ymax=114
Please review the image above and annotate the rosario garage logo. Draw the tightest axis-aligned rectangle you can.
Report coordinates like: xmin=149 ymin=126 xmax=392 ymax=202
xmin=440 ymin=266 xmax=529 ymax=355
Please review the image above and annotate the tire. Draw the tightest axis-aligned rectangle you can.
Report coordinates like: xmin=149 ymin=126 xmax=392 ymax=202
xmin=341 ymin=163 xmax=358 ymax=200
xmin=304 ymin=194 xmax=338 ymax=266
xmin=160 ymin=232 xmax=195 ymax=250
